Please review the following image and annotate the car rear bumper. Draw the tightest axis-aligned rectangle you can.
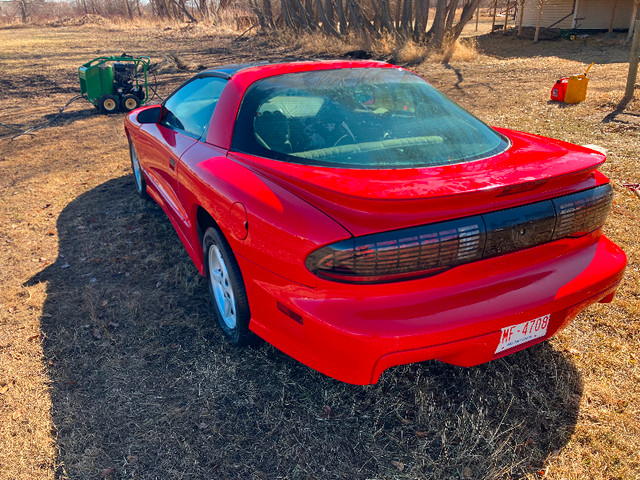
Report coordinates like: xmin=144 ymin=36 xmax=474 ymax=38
xmin=239 ymin=232 xmax=626 ymax=384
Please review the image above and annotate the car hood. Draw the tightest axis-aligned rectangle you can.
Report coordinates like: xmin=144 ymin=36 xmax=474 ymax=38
xmin=228 ymin=128 xmax=607 ymax=237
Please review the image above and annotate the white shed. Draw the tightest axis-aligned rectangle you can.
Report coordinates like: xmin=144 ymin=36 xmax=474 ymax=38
xmin=520 ymin=0 xmax=639 ymax=31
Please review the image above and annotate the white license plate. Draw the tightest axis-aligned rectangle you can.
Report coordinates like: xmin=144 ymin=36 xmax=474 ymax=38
xmin=495 ymin=314 xmax=550 ymax=354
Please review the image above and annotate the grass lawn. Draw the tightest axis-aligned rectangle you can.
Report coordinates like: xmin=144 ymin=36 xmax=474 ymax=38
xmin=0 ymin=19 xmax=638 ymax=479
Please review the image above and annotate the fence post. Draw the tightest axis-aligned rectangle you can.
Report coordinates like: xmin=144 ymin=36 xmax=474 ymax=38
xmin=626 ymin=20 xmax=640 ymax=100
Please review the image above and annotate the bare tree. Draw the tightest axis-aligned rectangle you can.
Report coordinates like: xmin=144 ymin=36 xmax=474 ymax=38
xmin=249 ymin=0 xmax=482 ymax=49
xmin=15 ymin=0 xmax=29 ymax=21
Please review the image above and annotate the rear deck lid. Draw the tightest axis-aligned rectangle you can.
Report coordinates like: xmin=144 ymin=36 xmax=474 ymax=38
xmin=229 ymin=128 xmax=606 ymax=237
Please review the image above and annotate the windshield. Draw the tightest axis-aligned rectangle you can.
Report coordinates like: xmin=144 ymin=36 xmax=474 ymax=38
xmin=232 ymin=67 xmax=508 ymax=169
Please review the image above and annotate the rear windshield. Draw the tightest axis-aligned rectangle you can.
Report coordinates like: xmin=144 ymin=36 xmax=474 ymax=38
xmin=232 ymin=68 xmax=508 ymax=169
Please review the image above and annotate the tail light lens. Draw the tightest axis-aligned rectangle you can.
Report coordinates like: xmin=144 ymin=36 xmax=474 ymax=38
xmin=306 ymin=184 xmax=613 ymax=283
xmin=552 ymin=185 xmax=613 ymax=239
xmin=306 ymin=218 xmax=484 ymax=283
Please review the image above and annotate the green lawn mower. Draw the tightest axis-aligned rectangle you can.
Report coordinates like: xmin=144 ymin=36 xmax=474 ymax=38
xmin=78 ymin=54 xmax=151 ymax=113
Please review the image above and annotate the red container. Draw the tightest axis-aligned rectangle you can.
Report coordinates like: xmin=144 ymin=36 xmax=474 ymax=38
xmin=551 ymin=77 xmax=568 ymax=101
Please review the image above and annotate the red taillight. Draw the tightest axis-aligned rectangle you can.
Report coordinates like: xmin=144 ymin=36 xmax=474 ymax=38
xmin=306 ymin=218 xmax=484 ymax=283
xmin=306 ymin=184 xmax=613 ymax=283
xmin=552 ymin=186 xmax=613 ymax=239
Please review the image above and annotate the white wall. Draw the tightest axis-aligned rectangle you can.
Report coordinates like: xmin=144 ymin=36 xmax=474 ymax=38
xmin=522 ymin=0 xmax=575 ymax=29
xmin=576 ymin=0 xmax=636 ymax=29
xmin=521 ymin=0 xmax=636 ymax=30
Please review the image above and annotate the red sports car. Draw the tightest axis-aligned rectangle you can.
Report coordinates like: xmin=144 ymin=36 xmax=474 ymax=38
xmin=124 ymin=60 xmax=626 ymax=384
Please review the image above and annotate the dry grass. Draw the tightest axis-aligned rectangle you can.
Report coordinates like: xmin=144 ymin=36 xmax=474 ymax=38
xmin=0 ymin=19 xmax=639 ymax=480
xmin=273 ymin=29 xmax=479 ymax=66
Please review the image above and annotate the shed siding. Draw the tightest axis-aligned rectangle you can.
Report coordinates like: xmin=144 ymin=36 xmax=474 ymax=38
xmin=521 ymin=0 xmax=635 ymax=30
xmin=576 ymin=0 xmax=635 ymax=29
xmin=522 ymin=0 xmax=575 ymax=29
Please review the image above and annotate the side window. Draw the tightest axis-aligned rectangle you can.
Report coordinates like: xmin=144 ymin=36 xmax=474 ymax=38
xmin=161 ymin=76 xmax=227 ymax=138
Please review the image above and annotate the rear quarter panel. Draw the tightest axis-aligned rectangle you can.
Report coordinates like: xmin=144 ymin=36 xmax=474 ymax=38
xmin=177 ymin=141 xmax=352 ymax=287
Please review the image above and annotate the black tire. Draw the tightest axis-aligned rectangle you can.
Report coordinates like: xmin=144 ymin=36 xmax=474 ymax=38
xmin=129 ymin=140 xmax=148 ymax=199
xmin=98 ymin=94 xmax=119 ymax=114
xmin=203 ymin=227 xmax=254 ymax=346
xmin=122 ymin=94 xmax=141 ymax=113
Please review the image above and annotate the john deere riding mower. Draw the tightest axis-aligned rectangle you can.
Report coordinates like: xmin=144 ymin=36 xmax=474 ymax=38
xmin=78 ymin=55 xmax=151 ymax=113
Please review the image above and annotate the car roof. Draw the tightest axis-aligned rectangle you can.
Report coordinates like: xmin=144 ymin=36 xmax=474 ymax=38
xmin=204 ymin=59 xmax=400 ymax=149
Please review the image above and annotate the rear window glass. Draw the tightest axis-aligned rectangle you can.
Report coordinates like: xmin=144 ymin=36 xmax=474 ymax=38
xmin=232 ymin=68 xmax=508 ymax=169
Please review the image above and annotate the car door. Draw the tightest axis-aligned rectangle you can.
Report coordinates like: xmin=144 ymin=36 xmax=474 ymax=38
xmin=138 ymin=75 xmax=228 ymax=237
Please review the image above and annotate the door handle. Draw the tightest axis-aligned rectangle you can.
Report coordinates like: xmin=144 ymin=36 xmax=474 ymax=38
xmin=169 ymin=157 xmax=176 ymax=170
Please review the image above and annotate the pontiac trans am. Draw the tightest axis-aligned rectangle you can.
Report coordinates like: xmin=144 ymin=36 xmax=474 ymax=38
xmin=124 ymin=60 xmax=626 ymax=384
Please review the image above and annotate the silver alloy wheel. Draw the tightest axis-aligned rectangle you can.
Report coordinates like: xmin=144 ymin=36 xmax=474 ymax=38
xmin=208 ymin=244 xmax=237 ymax=329
xmin=131 ymin=144 xmax=143 ymax=192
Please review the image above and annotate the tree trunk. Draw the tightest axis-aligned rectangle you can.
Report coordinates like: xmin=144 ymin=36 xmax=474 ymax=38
xmin=625 ymin=19 xmax=640 ymax=99
xmin=608 ymin=0 xmax=618 ymax=33
xmin=445 ymin=0 xmax=458 ymax=30
xmin=491 ymin=0 xmax=497 ymax=31
xmin=628 ymin=0 xmax=640 ymax=43
xmin=174 ymin=0 xmax=197 ymax=22
xmin=323 ymin=0 xmax=336 ymax=30
xmin=504 ymin=0 xmax=510 ymax=31
xmin=316 ymin=0 xmax=340 ymax=35
xmin=414 ymin=0 xmax=428 ymax=39
xmin=305 ymin=0 xmax=316 ymax=23
xmin=249 ymin=0 xmax=267 ymax=29
xmin=374 ymin=0 xmax=395 ymax=33
xmin=428 ymin=0 xmax=448 ymax=47
xmin=370 ymin=0 xmax=381 ymax=32
xmin=346 ymin=0 xmax=376 ymax=35
xmin=346 ymin=0 xmax=362 ymax=30
xmin=451 ymin=0 xmax=480 ymax=37
xmin=517 ymin=0 xmax=525 ymax=36
xmin=262 ymin=0 xmax=274 ymax=28
xmin=286 ymin=0 xmax=302 ymax=28
xmin=475 ymin=0 xmax=479 ymax=31
xmin=18 ymin=0 xmax=28 ymax=22
xmin=198 ymin=0 xmax=209 ymax=19
xmin=400 ymin=0 xmax=412 ymax=33
xmin=534 ymin=0 xmax=543 ymax=42
xmin=125 ymin=0 xmax=133 ymax=19
xmin=281 ymin=0 xmax=295 ymax=27
xmin=292 ymin=0 xmax=316 ymax=29
xmin=335 ymin=0 xmax=347 ymax=33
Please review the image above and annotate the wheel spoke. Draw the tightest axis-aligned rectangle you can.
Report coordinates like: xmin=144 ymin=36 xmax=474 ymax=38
xmin=131 ymin=146 xmax=143 ymax=191
xmin=211 ymin=269 xmax=223 ymax=282
xmin=207 ymin=243 xmax=237 ymax=330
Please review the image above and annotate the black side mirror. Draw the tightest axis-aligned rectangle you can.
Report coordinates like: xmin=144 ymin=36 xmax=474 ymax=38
xmin=137 ymin=105 xmax=162 ymax=124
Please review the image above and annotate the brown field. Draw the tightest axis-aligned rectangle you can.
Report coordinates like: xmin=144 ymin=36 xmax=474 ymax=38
xmin=0 ymin=19 xmax=639 ymax=480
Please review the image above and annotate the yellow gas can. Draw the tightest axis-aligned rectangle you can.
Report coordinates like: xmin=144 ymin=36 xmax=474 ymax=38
xmin=564 ymin=63 xmax=594 ymax=104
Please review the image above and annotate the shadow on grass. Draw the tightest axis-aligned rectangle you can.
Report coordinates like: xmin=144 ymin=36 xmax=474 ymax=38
xmin=29 ymin=176 xmax=582 ymax=479
xmin=475 ymin=31 xmax=631 ymax=64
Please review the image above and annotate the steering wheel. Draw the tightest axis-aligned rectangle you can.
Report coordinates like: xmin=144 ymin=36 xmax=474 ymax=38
xmin=332 ymin=122 xmax=356 ymax=147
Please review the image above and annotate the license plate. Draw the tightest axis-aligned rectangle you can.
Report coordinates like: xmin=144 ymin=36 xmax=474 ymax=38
xmin=495 ymin=314 xmax=550 ymax=354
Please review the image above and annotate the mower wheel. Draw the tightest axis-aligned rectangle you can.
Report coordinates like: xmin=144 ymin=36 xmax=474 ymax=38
xmin=98 ymin=95 xmax=119 ymax=114
xmin=122 ymin=94 xmax=141 ymax=113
